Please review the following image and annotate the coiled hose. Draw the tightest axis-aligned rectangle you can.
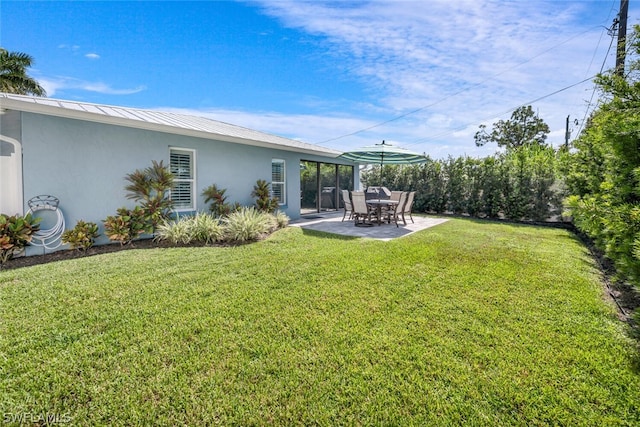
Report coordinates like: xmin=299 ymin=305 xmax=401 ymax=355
xmin=26 ymin=195 xmax=66 ymax=250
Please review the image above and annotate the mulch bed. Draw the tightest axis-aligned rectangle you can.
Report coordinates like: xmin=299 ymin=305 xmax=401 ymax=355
xmin=1 ymin=239 xmax=160 ymax=271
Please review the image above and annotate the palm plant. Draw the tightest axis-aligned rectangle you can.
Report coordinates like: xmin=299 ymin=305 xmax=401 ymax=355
xmin=124 ymin=160 xmax=174 ymax=233
xmin=251 ymin=179 xmax=280 ymax=213
xmin=0 ymin=48 xmax=46 ymax=96
xmin=202 ymin=184 xmax=233 ymax=217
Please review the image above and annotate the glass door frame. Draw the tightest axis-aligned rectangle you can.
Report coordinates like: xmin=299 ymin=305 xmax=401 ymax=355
xmin=300 ymin=160 xmax=354 ymax=215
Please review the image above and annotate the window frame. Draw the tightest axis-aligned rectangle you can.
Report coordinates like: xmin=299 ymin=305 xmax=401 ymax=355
xmin=169 ymin=147 xmax=196 ymax=212
xmin=271 ymin=158 xmax=286 ymax=205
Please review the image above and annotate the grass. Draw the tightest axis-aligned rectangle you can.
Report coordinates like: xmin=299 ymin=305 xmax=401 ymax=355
xmin=1 ymin=218 xmax=639 ymax=425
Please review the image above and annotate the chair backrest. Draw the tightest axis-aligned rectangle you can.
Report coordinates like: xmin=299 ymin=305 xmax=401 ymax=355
xmin=403 ymin=191 xmax=415 ymax=213
xmin=396 ymin=191 xmax=408 ymax=213
xmin=341 ymin=189 xmax=353 ymax=210
xmin=390 ymin=191 xmax=403 ymax=201
xmin=351 ymin=191 xmax=369 ymax=214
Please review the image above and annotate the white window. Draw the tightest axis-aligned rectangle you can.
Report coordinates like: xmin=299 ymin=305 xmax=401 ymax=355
xmin=170 ymin=148 xmax=196 ymax=211
xmin=271 ymin=159 xmax=286 ymax=205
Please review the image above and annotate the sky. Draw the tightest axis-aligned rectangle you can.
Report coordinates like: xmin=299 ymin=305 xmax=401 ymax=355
xmin=1 ymin=0 xmax=638 ymax=159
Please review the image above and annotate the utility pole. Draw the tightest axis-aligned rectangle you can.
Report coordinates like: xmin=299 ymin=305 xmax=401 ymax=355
xmin=565 ymin=115 xmax=570 ymax=148
xmin=615 ymin=0 xmax=629 ymax=76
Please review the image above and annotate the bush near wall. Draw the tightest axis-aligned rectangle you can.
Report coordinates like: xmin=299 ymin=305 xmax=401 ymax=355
xmin=154 ymin=208 xmax=289 ymax=245
xmin=0 ymin=213 xmax=40 ymax=267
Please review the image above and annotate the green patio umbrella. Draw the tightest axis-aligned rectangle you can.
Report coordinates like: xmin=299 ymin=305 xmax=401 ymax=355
xmin=338 ymin=140 xmax=428 ymax=186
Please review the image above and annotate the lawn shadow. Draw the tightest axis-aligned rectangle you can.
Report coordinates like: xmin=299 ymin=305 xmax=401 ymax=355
xmin=300 ymin=228 xmax=362 ymax=241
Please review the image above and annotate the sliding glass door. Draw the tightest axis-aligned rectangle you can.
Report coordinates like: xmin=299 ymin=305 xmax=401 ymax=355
xmin=300 ymin=161 xmax=354 ymax=215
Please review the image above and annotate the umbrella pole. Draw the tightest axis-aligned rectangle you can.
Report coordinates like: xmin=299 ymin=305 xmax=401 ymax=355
xmin=380 ymin=149 xmax=384 ymax=188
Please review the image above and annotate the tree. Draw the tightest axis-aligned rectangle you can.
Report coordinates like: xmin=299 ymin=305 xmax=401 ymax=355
xmin=474 ymin=105 xmax=550 ymax=149
xmin=0 ymin=48 xmax=46 ymax=96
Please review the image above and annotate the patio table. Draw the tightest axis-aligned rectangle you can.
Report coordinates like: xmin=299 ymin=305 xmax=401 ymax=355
xmin=366 ymin=199 xmax=399 ymax=225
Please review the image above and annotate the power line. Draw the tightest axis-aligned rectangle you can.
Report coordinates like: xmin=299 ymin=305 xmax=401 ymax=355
xmin=569 ymin=1 xmax=617 ymax=141
xmin=403 ymin=75 xmax=599 ymax=148
xmin=407 ymin=13 xmax=621 ymax=150
xmin=575 ymin=17 xmax=618 ymax=138
xmin=314 ymin=25 xmax=607 ymax=145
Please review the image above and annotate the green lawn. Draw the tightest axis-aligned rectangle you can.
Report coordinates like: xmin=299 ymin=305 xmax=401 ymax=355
xmin=1 ymin=219 xmax=639 ymax=425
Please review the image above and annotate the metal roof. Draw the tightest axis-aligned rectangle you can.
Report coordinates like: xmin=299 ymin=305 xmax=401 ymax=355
xmin=0 ymin=93 xmax=343 ymax=157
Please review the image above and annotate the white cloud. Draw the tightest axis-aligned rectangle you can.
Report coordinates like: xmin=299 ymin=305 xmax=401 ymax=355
xmin=246 ymin=0 xmax=620 ymax=158
xmin=85 ymin=53 xmax=100 ymax=60
xmin=39 ymin=1 xmax=633 ymax=160
xmin=38 ymin=76 xmax=145 ymax=97
xmin=159 ymin=106 xmax=375 ymax=147
xmin=58 ymin=44 xmax=80 ymax=51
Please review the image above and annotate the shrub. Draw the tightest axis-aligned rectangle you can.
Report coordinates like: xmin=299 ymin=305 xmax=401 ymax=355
xmin=273 ymin=211 xmax=290 ymax=229
xmin=222 ymin=207 xmax=273 ymax=242
xmin=155 ymin=213 xmax=223 ymax=245
xmin=252 ymin=179 xmax=280 ymax=213
xmin=202 ymin=184 xmax=234 ymax=217
xmin=0 ymin=213 xmax=40 ymax=267
xmin=124 ymin=160 xmax=174 ymax=233
xmin=103 ymin=206 xmax=147 ymax=245
xmin=154 ymin=219 xmax=191 ymax=245
xmin=185 ymin=213 xmax=223 ymax=244
xmin=61 ymin=220 xmax=100 ymax=251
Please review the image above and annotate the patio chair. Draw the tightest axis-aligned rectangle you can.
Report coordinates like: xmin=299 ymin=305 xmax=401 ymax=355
xmin=341 ymin=189 xmax=353 ymax=222
xmin=351 ymin=191 xmax=376 ymax=226
xmin=385 ymin=191 xmax=408 ymax=227
xmin=390 ymin=191 xmax=403 ymax=201
xmin=401 ymin=191 xmax=416 ymax=224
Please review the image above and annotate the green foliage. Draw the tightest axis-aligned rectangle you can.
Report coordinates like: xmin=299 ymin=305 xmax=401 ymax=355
xmin=202 ymin=184 xmax=238 ymax=217
xmin=272 ymin=210 xmax=290 ymax=229
xmin=251 ymin=179 xmax=280 ymax=213
xmin=474 ymin=105 xmax=550 ymax=149
xmin=222 ymin=207 xmax=275 ymax=242
xmin=564 ymin=24 xmax=640 ymax=302
xmin=0 ymin=47 xmax=46 ymax=96
xmin=124 ymin=160 xmax=174 ymax=233
xmin=155 ymin=213 xmax=223 ymax=245
xmin=186 ymin=213 xmax=224 ymax=244
xmin=477 ymin=156 xmax=505 ymax=218
xmin=363 ymin=145 xmax=563 ymax=221
xmin=155 ymin=210 xmax=287 ymax=245
xmin=0 ymin=213 xmax=40 ymax=266
xmin=419 ymin=160 xmax=447 ymax=213
xmin=103 ymin=207 xmax=147 ymax=246
xmin=444 ymin=156 xmax=468 ymax=214
xmin=154 ymin=219 xmax=190 ymax=245
xmin=61 ymin=220 xmax=100 ymax=251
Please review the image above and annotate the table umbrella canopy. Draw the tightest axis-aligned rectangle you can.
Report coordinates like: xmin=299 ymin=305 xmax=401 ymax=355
xmin=338 ymin=140 xmax=428 ymax=165
xmin=338 ymin=140 xmax=428 ymax=188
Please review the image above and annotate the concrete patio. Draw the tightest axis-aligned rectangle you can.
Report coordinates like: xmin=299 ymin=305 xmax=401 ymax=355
xmin=290 ymin=212 xmax=448 ymax=241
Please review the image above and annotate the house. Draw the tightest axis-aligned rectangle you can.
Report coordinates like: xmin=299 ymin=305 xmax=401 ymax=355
xmin=0 ymin=93 xmax=359 ymax=254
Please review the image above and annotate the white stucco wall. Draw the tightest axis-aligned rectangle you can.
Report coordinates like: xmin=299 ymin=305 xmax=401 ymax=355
xmin=15 ymin=112 xmax=355 ymax=254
